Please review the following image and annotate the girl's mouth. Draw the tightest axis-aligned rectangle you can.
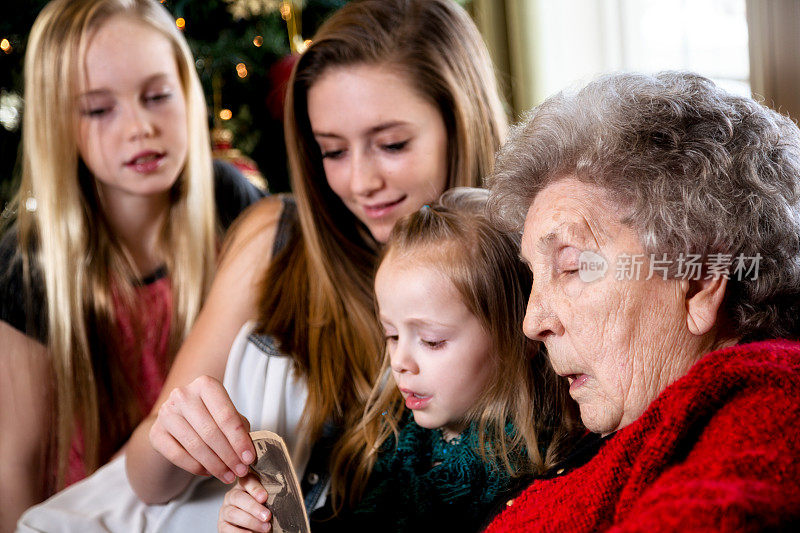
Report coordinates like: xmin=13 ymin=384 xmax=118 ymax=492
xmin=125 ymin=151 xmax=165 ymax=173
xmin=402 ymin=389 xmax=432 ymax=410
xmin=362 ymin=196 xmax=406 ymax=219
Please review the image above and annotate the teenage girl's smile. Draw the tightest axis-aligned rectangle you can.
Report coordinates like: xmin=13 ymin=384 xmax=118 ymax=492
xmin=361 ymin=195 xmax=407 ymax=220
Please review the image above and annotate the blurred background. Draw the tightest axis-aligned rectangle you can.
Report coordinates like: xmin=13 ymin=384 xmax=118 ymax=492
xmin=2 ymin=0 xmax=799 ymax=209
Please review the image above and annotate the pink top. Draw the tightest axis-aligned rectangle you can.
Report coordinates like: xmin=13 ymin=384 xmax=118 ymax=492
xmin=66 ymin=275 xmax=172 ymax=485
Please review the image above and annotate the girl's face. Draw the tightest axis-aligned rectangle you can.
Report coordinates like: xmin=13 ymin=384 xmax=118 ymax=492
xmin=375 ymin=251 xmax=495 ymax=439
xmin=76 ymin=15 xmax=187 ymax=205
xmin=307 ymin=64 xmax=449 ymax=243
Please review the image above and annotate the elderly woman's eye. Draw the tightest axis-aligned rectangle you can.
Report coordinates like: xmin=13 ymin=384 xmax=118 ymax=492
xmin=556 ymin=246 xmax=581 ymax=274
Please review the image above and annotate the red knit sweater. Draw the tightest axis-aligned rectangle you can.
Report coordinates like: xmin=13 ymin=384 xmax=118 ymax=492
xmin=485 ymin=339 xmax=800 ymax=532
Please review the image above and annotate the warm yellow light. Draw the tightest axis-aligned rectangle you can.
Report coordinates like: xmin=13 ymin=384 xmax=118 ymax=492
xmin=219 ymin=109 xmax=233 ymax=121
xmin=175 ymin=18 xmax=185 ymax=30
xmin=296 ymin=38 xmax=312 ymax=54
xmin=253 ymin=36 xmax=263 ymax=47
xmin=0 ymin=39 xmax=10 ymax=52
xmin=280 ymin=2 xmax=291 ymax=20
xmin=236 ymin=63 xmax=248 ymax=78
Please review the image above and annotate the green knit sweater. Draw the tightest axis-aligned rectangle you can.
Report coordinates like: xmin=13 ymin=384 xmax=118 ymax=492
xmin=318 ymin=414 xmax=522 ymax=531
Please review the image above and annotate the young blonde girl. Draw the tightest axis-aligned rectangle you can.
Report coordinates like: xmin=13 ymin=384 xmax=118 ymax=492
xmin=0 ymin=0 xmax=262 ymax=527
xmin=220 ymin=188 xmax=577 ymax=532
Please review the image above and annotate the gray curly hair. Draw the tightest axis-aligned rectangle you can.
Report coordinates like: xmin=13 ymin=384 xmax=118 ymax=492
xmin=487 ymin=71 xmax=800 ymax=342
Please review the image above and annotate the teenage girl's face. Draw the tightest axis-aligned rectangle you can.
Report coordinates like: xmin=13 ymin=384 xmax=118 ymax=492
xmin=76 ymin=15 xmax=187 ymax=203
xmin=307 ymin=64 xmax=449 ymax=243
xmin=375 ymin=252 xmax=495 ymax=439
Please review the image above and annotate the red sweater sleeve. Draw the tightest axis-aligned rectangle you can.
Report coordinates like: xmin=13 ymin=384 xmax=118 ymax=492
xmin=609 ymin=363 xmax=800 ymax=532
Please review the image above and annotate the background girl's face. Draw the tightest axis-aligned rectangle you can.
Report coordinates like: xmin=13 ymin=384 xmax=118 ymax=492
xmin=76 ymin=15 xmax=187 ymax=204
xmin=307 ymin=64 xmax=449 ymax=243
xmin=375 ymin=252 xmax=494 ymax=439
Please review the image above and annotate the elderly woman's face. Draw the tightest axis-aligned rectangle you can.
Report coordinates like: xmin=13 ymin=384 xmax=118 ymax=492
xmin=520 ymin=178 xmax=708 ymax=435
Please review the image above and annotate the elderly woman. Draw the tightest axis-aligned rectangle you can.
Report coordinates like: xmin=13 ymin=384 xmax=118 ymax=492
xmin=484 ymin=71 xmax=800 ymax=532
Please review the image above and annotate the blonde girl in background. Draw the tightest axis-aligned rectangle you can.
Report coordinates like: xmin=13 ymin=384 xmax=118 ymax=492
xmin=0 ymin=0 xmax=263 ymax=529
xmin=220 ymin=188 xmax=578 ymax=532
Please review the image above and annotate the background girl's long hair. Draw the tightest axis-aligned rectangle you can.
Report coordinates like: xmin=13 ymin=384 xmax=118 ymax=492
xmin=16 ymin=0 xmax=217 ymax=489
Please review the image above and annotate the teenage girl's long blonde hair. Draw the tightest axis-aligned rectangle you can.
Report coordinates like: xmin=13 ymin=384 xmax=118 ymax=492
xmin=15 ymin=0 xmax=216 ymax=489
xmin=255 ymin=0 xmax=508 ymax=508
xmin=331 ymin=188 xmax=580 ymax=509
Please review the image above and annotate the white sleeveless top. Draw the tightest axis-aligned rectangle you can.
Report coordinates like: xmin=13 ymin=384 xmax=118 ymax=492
xmin=17 ymin=321 xmax=311 ymax=532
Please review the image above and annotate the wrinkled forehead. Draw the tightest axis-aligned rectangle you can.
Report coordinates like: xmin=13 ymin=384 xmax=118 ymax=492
xmin=520 ymin=178 xmax=626 ymax=257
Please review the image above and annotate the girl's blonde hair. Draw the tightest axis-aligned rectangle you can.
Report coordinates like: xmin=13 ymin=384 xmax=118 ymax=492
xmin=15 ymin=0 xmax=216 ymax=489
xmin=255 ymin=0 xmax=508 ymax=507
xmin=330 ymin=188 xmax=579 ymax=508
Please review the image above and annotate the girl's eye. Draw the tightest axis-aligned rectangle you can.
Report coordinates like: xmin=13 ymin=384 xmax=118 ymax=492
xmin=321 ymin=149 xmax=345 ymax=160
xmin=144 ymin=92 xmax=172 ymax=104
xmin=384 ymin=334 xmax=398 ymax=343
xmin=82 ymin=107 xmax=112 ymax=118
xmin=422 ymin=339 xmax=446 ymax=349
xmin=382 ymin=140 xmax=408 ymax=152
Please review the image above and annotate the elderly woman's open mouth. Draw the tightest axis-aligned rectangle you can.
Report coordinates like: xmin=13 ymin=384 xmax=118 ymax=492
xmin=564 ymin=374 xmax=587 ymax=390
xmin=484 ymin=70 xmax=800 ymax=532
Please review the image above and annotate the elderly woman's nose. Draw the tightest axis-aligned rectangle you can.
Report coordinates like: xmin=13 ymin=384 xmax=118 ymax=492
xmin=523 ymin=291 xmax=563 ymax=341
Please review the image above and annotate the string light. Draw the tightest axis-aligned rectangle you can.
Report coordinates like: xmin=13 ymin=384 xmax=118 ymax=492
xmin=219 ymin=109 xmax=233 ymax=121
xmin=236 ymin=62 xmax=248 ymax=78
xmin=175 ymin=18 xmax=185 ymax=30
xmin=253 ymin=35 xmax=263 ymax=47
xmin=0 ymin=39 xmax=11 ymax=54
xmin=280 ymin=2 xmax=291 ymax=20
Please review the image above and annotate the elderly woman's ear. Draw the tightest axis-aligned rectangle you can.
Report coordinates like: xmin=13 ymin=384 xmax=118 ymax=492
xmin=683 ymin=275 xmax=728 ymax=337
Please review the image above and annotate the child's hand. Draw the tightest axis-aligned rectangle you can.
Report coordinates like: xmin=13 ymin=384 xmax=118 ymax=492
xmin=218 ymin=473 xmax=273 ymax=532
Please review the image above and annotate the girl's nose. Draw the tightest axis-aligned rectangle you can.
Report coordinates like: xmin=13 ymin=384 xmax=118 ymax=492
xmin=348 ymin=150 xmax=383 ymax=197
xmin=390 ymin=342 xmax=419 ymax=374
xmin=125 ymin=104 xmax=156 ymax=141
